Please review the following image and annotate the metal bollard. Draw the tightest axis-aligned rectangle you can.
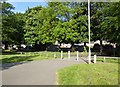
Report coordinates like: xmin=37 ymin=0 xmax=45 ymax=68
xmin=61 ymin=50 xmax=63 ymax=59
xmin=54 ymin=54 xmax=57 ymax=59
xmin=104 ymin=57 xmax=106 ymax=62
xmin=94 ymin=55 xmax=96 ymax=63
xmin=68 ymin=51 xmax=70 ymax=60
xmin=76 ymin=51 xmax=79 ymax=61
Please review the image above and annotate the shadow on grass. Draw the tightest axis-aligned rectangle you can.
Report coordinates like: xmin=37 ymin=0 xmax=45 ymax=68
xmin=2 ymin=51 xmax=26 ymax=55
xmin=1 ymin=55 xmax=39 ymax=70
xmin=2 ymin=52 xmax=19 ymax=55
xmin=80 ymin=58 xmax=88 ymax=64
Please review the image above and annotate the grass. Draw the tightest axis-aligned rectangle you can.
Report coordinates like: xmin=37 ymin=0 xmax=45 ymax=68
xmin=0 ymin=51 xmax=61 ymax=64
xmin=1 ymin=50 xmax=89 ymax=64
xmin=57 ymin=58 xmax=119 ymax=85
xmin=96 ymin=57 xmax=119 ymax=64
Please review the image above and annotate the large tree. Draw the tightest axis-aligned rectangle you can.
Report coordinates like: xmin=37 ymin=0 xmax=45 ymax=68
xmin=24 ymin=2 xmax=90 ymax=49
xmin=90 ymin=2 xmax=120 ymax=55
xmin=99 ymin=2 xmax=120 ymax=45
xmin=90 ymin=2 xmax=108 ymax=53
xmin=2 ymin=1 xmax=15 ymax=49
xmin=2 ymin=1 xmax=25 ymax=49
xmin=50 ymin=2 xmax=89 ymax=45
xmin=24 ymin=5 xmax=58 ymax=50
xmin=12 ymin=13 xmax=25 ymax=45
xmin=24 ymin=2 xmax=120 ymax=51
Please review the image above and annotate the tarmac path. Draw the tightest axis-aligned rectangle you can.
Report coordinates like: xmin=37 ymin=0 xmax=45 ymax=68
xmin=2 ymin=58 xmax=85 ymax=85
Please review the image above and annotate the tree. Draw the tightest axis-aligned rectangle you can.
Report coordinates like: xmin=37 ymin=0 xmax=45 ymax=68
xmin=90 ymin=2 xmax=120 ymax=54
xmin=100 ymin=2 xmax=120 ymax=45
xmin=49 ymin=2 xmax=89 ymax=46
xmin=24 ymin=5 xmax=58 ymax=50
xmin=2 ymin=1 xmax=25 ymax=49
xmin=12 ymin=13 xmax=25 ymax=45
xmin=2 ymin=1 xmax=15 ymax=49
xmin=71 ymin=2 xmax=89 ymax=45
xmin=90 ymin=2 xmax=108 ymax=54
xmin=24 ymin=6 xmax=42 ymax=45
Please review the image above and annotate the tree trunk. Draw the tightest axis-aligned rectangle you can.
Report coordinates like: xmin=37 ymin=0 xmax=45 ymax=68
xmin=113 ymin=44 xmax=116 ymax=57
xmin=84 ymin=42 xmax=86 ymax=47
xmin=100 ymin=40 xmax=103 ymax=55
xmin=71 ymin=42 xmax=74 ymax=47
xmin=5 ymin=43 xmax=8 ymax=50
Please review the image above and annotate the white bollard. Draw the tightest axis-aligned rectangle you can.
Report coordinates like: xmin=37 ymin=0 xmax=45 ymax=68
xmin=104 ymin=57 xmax=106 ymax=62
xmin=54 ymin=54 xmax=56 ymax=59
xmin=68 ymin=51 xmax=70 ymax=60
xmin=76 ymin=51 xmax=79 ymax=61
xmin=94 ymin=55 xmax=96 ymax=63
xmin=61 ymin=50 xmax=63 ymax=59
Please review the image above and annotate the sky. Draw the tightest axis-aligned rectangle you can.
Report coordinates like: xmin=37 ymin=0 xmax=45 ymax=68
xmin=7 ymin=0 xmax=117 ymax=13
xmin=9 ymin=2 xmax=47 ymax=13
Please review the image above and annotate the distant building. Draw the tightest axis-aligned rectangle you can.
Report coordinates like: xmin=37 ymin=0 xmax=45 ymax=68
xmin=60 ymin=43 xmax=72 ymax=48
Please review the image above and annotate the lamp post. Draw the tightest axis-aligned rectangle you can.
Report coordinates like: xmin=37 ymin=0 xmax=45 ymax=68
xmin=88 ymin=0 xmax=91 ymax=64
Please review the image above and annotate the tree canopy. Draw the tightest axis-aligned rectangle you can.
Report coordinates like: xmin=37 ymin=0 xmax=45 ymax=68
xmin=1 ymin=1 xmax=25 ymax=49
xmin=1 ymin=1 xmax=120 ymax=51
xmin=24 ymin=2 xmax=90 ymax=46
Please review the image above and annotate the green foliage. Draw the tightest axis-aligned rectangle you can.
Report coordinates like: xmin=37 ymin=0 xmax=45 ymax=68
xmin=100 ymin=2 xmax=120 ymax=44
xmin=2 ymin=1 xmax=25 ymax=49
xmin=2 ymin=1 xmax=15 ymax=45
xmin=24 ymin=6 xmax=42 ymax=45
xmin=91 ymin=2 xmax=120 ymax=45
xmin=24 ymin=6 xmax=57 ymax=45
xmin=24 ymin=2 xmax=90 ymax=47
xmin=1 ymin=1 xmax=15 ymax=15
xmin=2 ymin=1 xmax=120 ymax=49
xmin=51 ymin=2 xmax=89 ymax=44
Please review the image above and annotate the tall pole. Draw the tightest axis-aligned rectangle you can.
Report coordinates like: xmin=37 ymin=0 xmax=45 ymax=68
xmin=88 ymin=0 xmax=91 ymax=64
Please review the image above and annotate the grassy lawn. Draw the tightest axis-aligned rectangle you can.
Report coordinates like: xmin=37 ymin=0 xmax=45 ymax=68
xmin=0 ymin=50 xmax=89 ymax=64
xmin=57 ymin=58 xmax=119 ymax=85
xmin=0 ymin=51 xmax=61 ymax=64
xmin=96 ymin=57 xmax=119 ymax=64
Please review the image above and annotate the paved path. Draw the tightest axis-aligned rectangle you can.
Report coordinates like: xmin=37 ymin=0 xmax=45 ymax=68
xmin=2 ymin=58 xmax=86 ymax=85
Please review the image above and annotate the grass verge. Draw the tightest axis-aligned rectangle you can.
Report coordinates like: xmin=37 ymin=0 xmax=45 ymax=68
xmin=57 ymin=62 xmax=118 ymax=85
